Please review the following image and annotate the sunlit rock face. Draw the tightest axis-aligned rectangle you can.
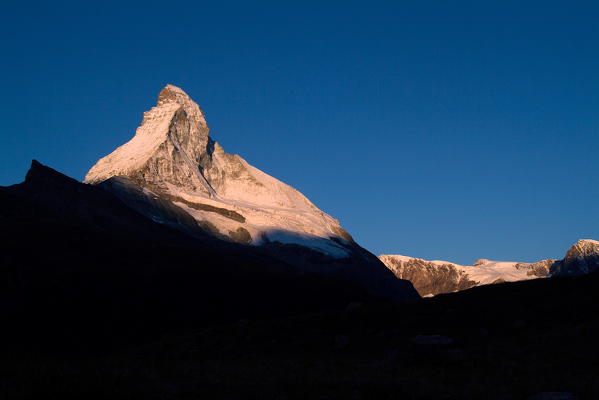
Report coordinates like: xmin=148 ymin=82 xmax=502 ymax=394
xmin=379 ymin=256 xmax=478 ymax=297
xmin=84 ymin=85 xmax=419 ymax=301
xmin=85 ymin=85 xmax=351 ymax=256
xmin=379 ymin=255 xmax=557 ymax=297
xmin=551 ymin=239 xmax=599 ymax=276
xmin=381 ymin=239 xmax=599 ymax=297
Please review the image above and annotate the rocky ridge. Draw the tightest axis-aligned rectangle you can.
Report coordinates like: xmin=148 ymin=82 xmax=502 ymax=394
xmin=379 ymin=255 xmax=560 ymax=298
xmin=380 ymin=239 xmax=599 ymax=297
xmin=549 ymin=239 xmax=599 ymax=276
xmin=378 ymin=255 xmax=551 ymax=297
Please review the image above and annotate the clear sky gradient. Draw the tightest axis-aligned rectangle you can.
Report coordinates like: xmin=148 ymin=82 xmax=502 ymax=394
xmin=1 ymin=1 xmax=597 ymax=264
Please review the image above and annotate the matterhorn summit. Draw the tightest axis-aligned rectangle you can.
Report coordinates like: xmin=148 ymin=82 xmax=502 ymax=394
xmin=84 ymin=85 xmax=417 ymax=301
xmin=85 ymin=84 xmax=351 ymax=256
xmin=85 ymin=85 xmax=212 ymax=194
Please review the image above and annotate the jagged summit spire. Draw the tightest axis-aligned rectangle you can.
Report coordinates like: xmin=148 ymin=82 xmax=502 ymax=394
xmin=84 ymin=85 xmax=211 ymax=186
xmin=566 ymin=239 xmax=599 ymax=259
xmin=84 ymin=83 xmax=355 ymax=259
xmin=157 ymin=84 xmax=192 ymax=106
xmin=155 ymin=84 xmax=207 ymax=127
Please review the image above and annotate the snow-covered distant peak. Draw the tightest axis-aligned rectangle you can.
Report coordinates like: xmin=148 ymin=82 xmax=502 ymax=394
xmin=565 ymin=239 xmax=599 ymax=262
xmin=380 ymin=254 xmax=518 ymax=270
xmin=380 ymin=254 xmax=465 ymax=267
xmin=379 ymin=254 xmax=413 ymax=263
xmin=158 ymin=84 xmax=187 ymax=99
xmin=379 ymin=253 xmax=555 ymax=297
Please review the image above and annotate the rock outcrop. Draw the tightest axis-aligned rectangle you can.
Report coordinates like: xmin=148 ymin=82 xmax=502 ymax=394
xmin=379 ymin=256 xmax=478 ymax=297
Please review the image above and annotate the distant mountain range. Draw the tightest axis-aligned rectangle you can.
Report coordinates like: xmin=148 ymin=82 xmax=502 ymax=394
xmin=380 ymin=239 xmax=599 ymax=297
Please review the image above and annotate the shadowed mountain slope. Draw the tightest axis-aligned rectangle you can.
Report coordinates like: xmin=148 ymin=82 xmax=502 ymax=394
xmin=0 ymin=161 xmax=417 ymax=355
xmin=3 ymin=249 xmax=598 ymax=399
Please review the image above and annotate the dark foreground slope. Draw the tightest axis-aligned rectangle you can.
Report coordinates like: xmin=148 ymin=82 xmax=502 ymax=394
xmin=3 ymin=268 xmax=598 ymax=399
xmin=0 ymin=161 xmax=403 ymax=356
xmin=2 ymin=162 xmax=598 ymax=399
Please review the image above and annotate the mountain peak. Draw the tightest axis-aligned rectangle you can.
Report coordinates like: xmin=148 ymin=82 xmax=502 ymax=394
xmin=25 ymin=159 xmax=78 ymax=186
xmin=576 ymin=239 xmax=599 ymax=246
xmin=84 ymin=85 xmax=356 ymax=258
xmin=548 ymin=238 xmax=599 ymax=276
xmin=566 ymin=239 xmax=599 ymax=259
xmin=28 ymin=159 xmax=44 ymax=172
xmin=84 ymin=85 xmax=210 ymax=186
xmin=77 ymin=84 xmax=420 ymax=301
xmin=155 ymin=84 xmax=207 ymax=126
xmin=157 ymin=84 xmax=193 ymax=106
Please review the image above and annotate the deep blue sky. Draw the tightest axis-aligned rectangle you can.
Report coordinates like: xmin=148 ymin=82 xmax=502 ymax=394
xmin=1 ymin=1 xmax=598 ymax=264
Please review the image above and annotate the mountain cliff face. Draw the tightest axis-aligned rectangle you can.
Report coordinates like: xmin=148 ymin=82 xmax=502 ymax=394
xmin=381 ymin=239 xmax=599 ymax=297
xmin=378 ymin=256 xmax=479 ymax=297
xmin=85 ymin=85 xmax=349 ymax=255
xmin=379 ymin=255 xmax=555 ymax=297
xmin=84 ymin=85 xmax=417 ymax=301
xmin=550 ymin=239 xmax=599 ymax=276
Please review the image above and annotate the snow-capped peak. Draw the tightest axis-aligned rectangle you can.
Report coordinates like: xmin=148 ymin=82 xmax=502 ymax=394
xmin=576 ymin=239 xmax=599 ymax=246
xmin=156 ymin=84 xmax=207 ymax=125
xmin=379 ymin=253 xmax=557 ymax=297
xmin=565 ymin=239 xmax=599 ymax=261
xmin=84 ymin=84 xmax=210 ymax=186
xmin=84 ymin=85 xmax=353 ymax=258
